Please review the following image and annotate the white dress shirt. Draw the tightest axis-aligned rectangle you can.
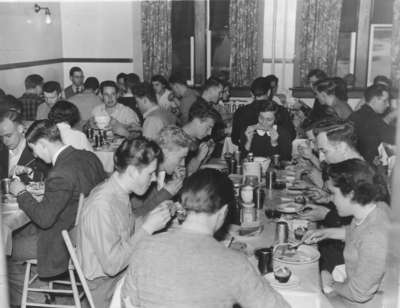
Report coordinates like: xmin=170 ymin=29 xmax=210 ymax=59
xmin=56 ymin=122 xmax=93 ymax=152
xmin=8 ymin=138 xmax=26 ymax=176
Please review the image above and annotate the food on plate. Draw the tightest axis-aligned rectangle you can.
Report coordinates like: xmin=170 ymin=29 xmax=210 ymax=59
xmin=294 ymin=227 xmax=307 ymax=240
xmin=26 ymin=182 xmax=45 ymax=195
xmin=274 ymin=247 xmax=312 ymax=263
xmin=274 ymin=267 xmax=292 ymax=283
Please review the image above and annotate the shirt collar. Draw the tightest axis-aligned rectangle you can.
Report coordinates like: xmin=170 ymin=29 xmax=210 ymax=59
xmin=143 ymin=105 xmax=159 ymax=119
xmin=110 ymin=172 xmax=131 ymax=196
xmin=56 ymin=122 xmax=71 ymax=130
xmin=9 ymin=138 xmax=26 ymax=157
xmin=52 ymin=145 xmax=69 ymax=166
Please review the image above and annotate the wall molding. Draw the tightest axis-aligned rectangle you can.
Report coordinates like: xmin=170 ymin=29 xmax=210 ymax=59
xmin=0 ymin=58 xmax=133 ymax=71
xmin=262 ymin=58 xmax=294 ymax=64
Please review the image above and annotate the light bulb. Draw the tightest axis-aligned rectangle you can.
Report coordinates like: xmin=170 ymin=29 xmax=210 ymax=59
xmin=45 ymin=10 xmax=52 ymax=24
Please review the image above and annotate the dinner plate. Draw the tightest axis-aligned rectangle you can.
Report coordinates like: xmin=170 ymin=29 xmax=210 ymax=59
xmin=276 ymin=202 xmax=304 ymax=213
xmin=264 ymin=273 xmax=300 ymax=289
xmin=273 ymin=245 xmax=320 ymax=265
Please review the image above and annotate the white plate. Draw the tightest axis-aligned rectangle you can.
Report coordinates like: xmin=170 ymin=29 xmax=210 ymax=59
xmin=273 ymin=245 xmax=320 ymax=265
xmin=264 ymin=272 xmax=300 ymax=288
xmin=276 ymin=202 xmax=304 ymax=213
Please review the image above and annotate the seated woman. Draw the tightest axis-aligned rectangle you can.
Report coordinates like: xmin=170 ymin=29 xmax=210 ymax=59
xmin=304 ymin=159 xmax=390 ymax=307
xmin=121 ymin=168 xmax=289 ymax=308
xmin=77 ymin=137 xmax=173 ymax=308
xmin=48 ymin=100 xmax=93 ymax=151
xmin=243 ymin=100 xmax=292 ymax=161
xmin=314 ymin=78 xmax=352 ymax=120
xmin=151 ymin=74 xmax=180 ymax=115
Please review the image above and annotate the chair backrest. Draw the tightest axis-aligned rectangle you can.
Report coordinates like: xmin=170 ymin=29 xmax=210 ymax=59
xmin=62 ymin=230 xmax=95 ymax=308
xmin=75 ymin=193 xmax=85 ymax=227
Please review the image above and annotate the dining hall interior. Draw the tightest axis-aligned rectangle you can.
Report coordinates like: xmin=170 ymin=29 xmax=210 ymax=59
xmin=0 ymin=0 xmax=400 ymax=307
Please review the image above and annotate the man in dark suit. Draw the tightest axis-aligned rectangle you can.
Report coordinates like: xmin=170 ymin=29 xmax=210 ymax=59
xmin=10 ymin=120 xmax=106 ymax=280
xmin=0 ymin=110 xmax=49 ymax=183
xmin=64 ymin=66 xmax=85 ymax=99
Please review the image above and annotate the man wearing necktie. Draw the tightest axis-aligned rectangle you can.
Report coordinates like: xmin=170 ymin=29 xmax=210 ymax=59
xmin=64 ymin=66 xmax=85 ymax=99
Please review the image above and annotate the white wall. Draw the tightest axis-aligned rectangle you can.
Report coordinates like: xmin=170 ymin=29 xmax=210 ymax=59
xmin=262 ymin=0 xmax=297 ymax=99
xmin=60 ymin=1 xmax=142 ymax=86
xmin=0 ymin=2 xmax=63 ymax=96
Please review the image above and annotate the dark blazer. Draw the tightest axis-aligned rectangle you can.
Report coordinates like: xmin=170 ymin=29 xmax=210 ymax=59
xmin=0 ymin=141 xmax=50 ymax=183
xmin=17 ymin=146 xmax=106 ymax=278
xmin=64 ymin=85 xmax=84 ymax=99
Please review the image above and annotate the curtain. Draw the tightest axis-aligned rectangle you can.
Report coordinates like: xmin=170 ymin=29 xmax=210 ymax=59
xmin=298 ymin=0 xmax=343 ymax=85
xmin=141 ymin=0 xmax=172 ymax=82
xmin=229 ymin=0 xmax=260 ymax=87
xmin=391 ymin=0 xmax=400 ymax=88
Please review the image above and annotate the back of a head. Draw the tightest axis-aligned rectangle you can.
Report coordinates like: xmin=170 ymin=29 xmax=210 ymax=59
xmin=84 ymin=77 xmax=99 ymax=91
xmin=131 ymin=82 xmax=157 ymax=104
xmin=250 ymin=77 xmax=269 ymax=97
xmin=327 ymin=158 xmax=389 ymax=205
xmin=181 ymin=168 xmax=234 ymax=214
xmin=0 ymin=95 xmax=23 ymax=114
xmin=169 ymin=72 xmax=187 ymax=86
xmin=114 ymin=136 xmax=162 ymax=172
xmin=373 ymin=75 xmax=392 ymax=88
xmin=314 ymin=78 xmax=337 ymax=96
xmin=364 ymin=84 xmax=389 ymax=103
xmin=116 ymin=73 xmax=127 ymax=82
xmin=43 ymin=81 xmax=61 ymax=94
xmin=257 ymin=99 xmax=278 ymax=114
xmin=188 ymin=101 xmax=220 ymax=123
xmin=25 ymin=119 xmax=62 ymax=144
xmin=332 ymin=77 xmax=348 ymax=101
xmin=25 ymin=74 xmax=43 ymax=90
xmin=151 ymin=75 xmax=169 ymax=87
xmin=69 ymin=66 xmax=83 ymax=77
xmin=307 ymin=69 xmax=327 ymax=81
xmin=48 ymin=100 xmax=81 ymax=126
xmin=126 ymin=73 xmax=141 ymax=89
xmin=313 ymin=118 xmax=357 ymax=148
xmin=99 ymin=80 xmax=118 ymax=94
xmin=302 ymin=105 xmax=339 ymax=132
xmin=157 ymin=125 xmax=194 ymax=152
xmin=203 ymin=77 xmax=222 ymax=92
xmin=264 ymin=74 xmax=278 ymax=86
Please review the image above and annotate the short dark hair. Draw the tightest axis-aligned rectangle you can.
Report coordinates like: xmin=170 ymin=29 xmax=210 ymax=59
xmin=314 ymin=78 xmax=336 ymax=96
xmin=301 ymin=105 xmax=339 ymax=131
xmin=307 ymin=69 xmax=327 ymax=81
xmin=48 ymin=100 xmax=81 ymax=126
xmin=332 ymin=77 xmax=348 ymax=101
xmin=0 ymin=95 xmax=22 ymax=114
xmin=250 ymin=77 xmax=269 ymax=97
xmin=151 ymin=75 xmax=169 ymax=88
xmin=126 ymin=73 xmax=141 ymax=90
xmin=364 ymin=84 xmax=389 ymax=103
xmin=328 ymin=158 xmax=389 ymax=205
xmin=116 ymin=73 xmax=127 ymax=81
xmin=114 ymin=136 xmax=162 ymax=172
xmin=99 ymin=80 xmax=119 ymax=94
xmin=25 ymin=74 xmax=43 ymax=90
xmin=0 ymin=109 xmax=22 ymax=125
xmin=43 ymin=81 xmax=61 ymax=94
xmin=313 ymin=118 xmax=357 ymax=148
xmin=169 ymin=72 xmax=187 ymax=86
xmin=84 ymin=77 xmax=99 ymax=91
xmin=69 ymin=66 xmax=83 ymax=77
xmin=203 ymin=77 xmax=222 ymax=91
xmin=25 ymin=119 xmax=62 ymax=144
xmin=132 ymin=82 xmax=157 ymax=103
xmin=257 ymin=99 xmax=278 ymax=114
xmin=264 ymin=74 xmax=278 ymax=86
xmin=181 ymin=168 xmax=234 ymax=214
xmin=188 ymin=101 xmax=220 ymax=123
xmin=373 ymin=75 xmax=392 ymax=88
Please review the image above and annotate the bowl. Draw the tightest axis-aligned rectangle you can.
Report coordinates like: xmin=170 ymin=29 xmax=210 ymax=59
xmin=274 ymin=267 xmax=292 ymax=283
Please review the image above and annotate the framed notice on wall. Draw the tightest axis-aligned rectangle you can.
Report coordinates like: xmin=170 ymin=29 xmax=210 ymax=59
xmin=368 ymin=24 xmax=392 ymax=85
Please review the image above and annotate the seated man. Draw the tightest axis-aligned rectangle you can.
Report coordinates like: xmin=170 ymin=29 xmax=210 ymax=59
xmin=349 ymin=84 xmax=396 ymax=164
xmin=36 ymin=81 xmax=62 ymax=120
xmin=19 ymin=74 xmax=44 ymax=121
xmin=132 ymin=125 xmax=193 ymax=218
xmin=122 ymin=169 xmax=290 ymax=308
xmin=9 ymin=120 xmax=106 ymax=280
xmin=133 ymin=82 xmax=176 ymax=141
xmin=91 ymin=80 xmax=141 ymax=138
xmin=64 ymin=66 xmax=85 ymax=99
xmin=183 ymin=102 xmax=220 ymax=175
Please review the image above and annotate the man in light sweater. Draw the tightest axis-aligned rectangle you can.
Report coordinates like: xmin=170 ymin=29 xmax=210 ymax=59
xmin=122 ymin=169 xmax=290 ymax=308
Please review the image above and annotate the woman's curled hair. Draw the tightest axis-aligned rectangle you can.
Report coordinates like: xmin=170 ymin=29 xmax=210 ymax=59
xmin=327 ymin=159 xmax=390 ymax=205
xmin=114 ymin=136 xmax=162 ymax=172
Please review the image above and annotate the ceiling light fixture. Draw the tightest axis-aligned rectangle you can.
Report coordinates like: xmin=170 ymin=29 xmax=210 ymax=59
xmin=34 ymin=3 xmax=52 ymax=24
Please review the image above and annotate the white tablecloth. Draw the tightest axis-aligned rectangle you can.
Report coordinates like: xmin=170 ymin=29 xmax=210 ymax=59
xmin=2 ymin=204 xmax=30 ymax=255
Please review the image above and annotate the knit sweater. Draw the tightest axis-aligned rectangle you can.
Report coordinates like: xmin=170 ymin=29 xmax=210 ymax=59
xmin=332 ymin=202 xmax=390 ymax=303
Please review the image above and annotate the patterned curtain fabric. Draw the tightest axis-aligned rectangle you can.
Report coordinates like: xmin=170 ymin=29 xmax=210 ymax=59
xmin=229 ymin=0 xmax=260 ymax=87
xmin=141 ymin=0 xmax=172 ymax=82
xmin=298 ymin=0 xmax=343 ymax=86
xmin=391 ymin=0 xmax=400 ymax=88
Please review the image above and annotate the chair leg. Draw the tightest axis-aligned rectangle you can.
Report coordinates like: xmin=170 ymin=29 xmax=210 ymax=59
xmin=68 ymin=269 xmax=81 ymax=308
xmin=21 ymin=262 xmax=31 ymax=308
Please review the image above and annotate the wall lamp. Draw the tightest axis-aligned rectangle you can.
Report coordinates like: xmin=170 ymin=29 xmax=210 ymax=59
xmin=34 ymin=3 xmax=52 ymax=24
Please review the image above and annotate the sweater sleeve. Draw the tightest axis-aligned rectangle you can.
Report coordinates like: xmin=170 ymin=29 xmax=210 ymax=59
xmin=332 ymin=228 xmax=387 ymax=303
